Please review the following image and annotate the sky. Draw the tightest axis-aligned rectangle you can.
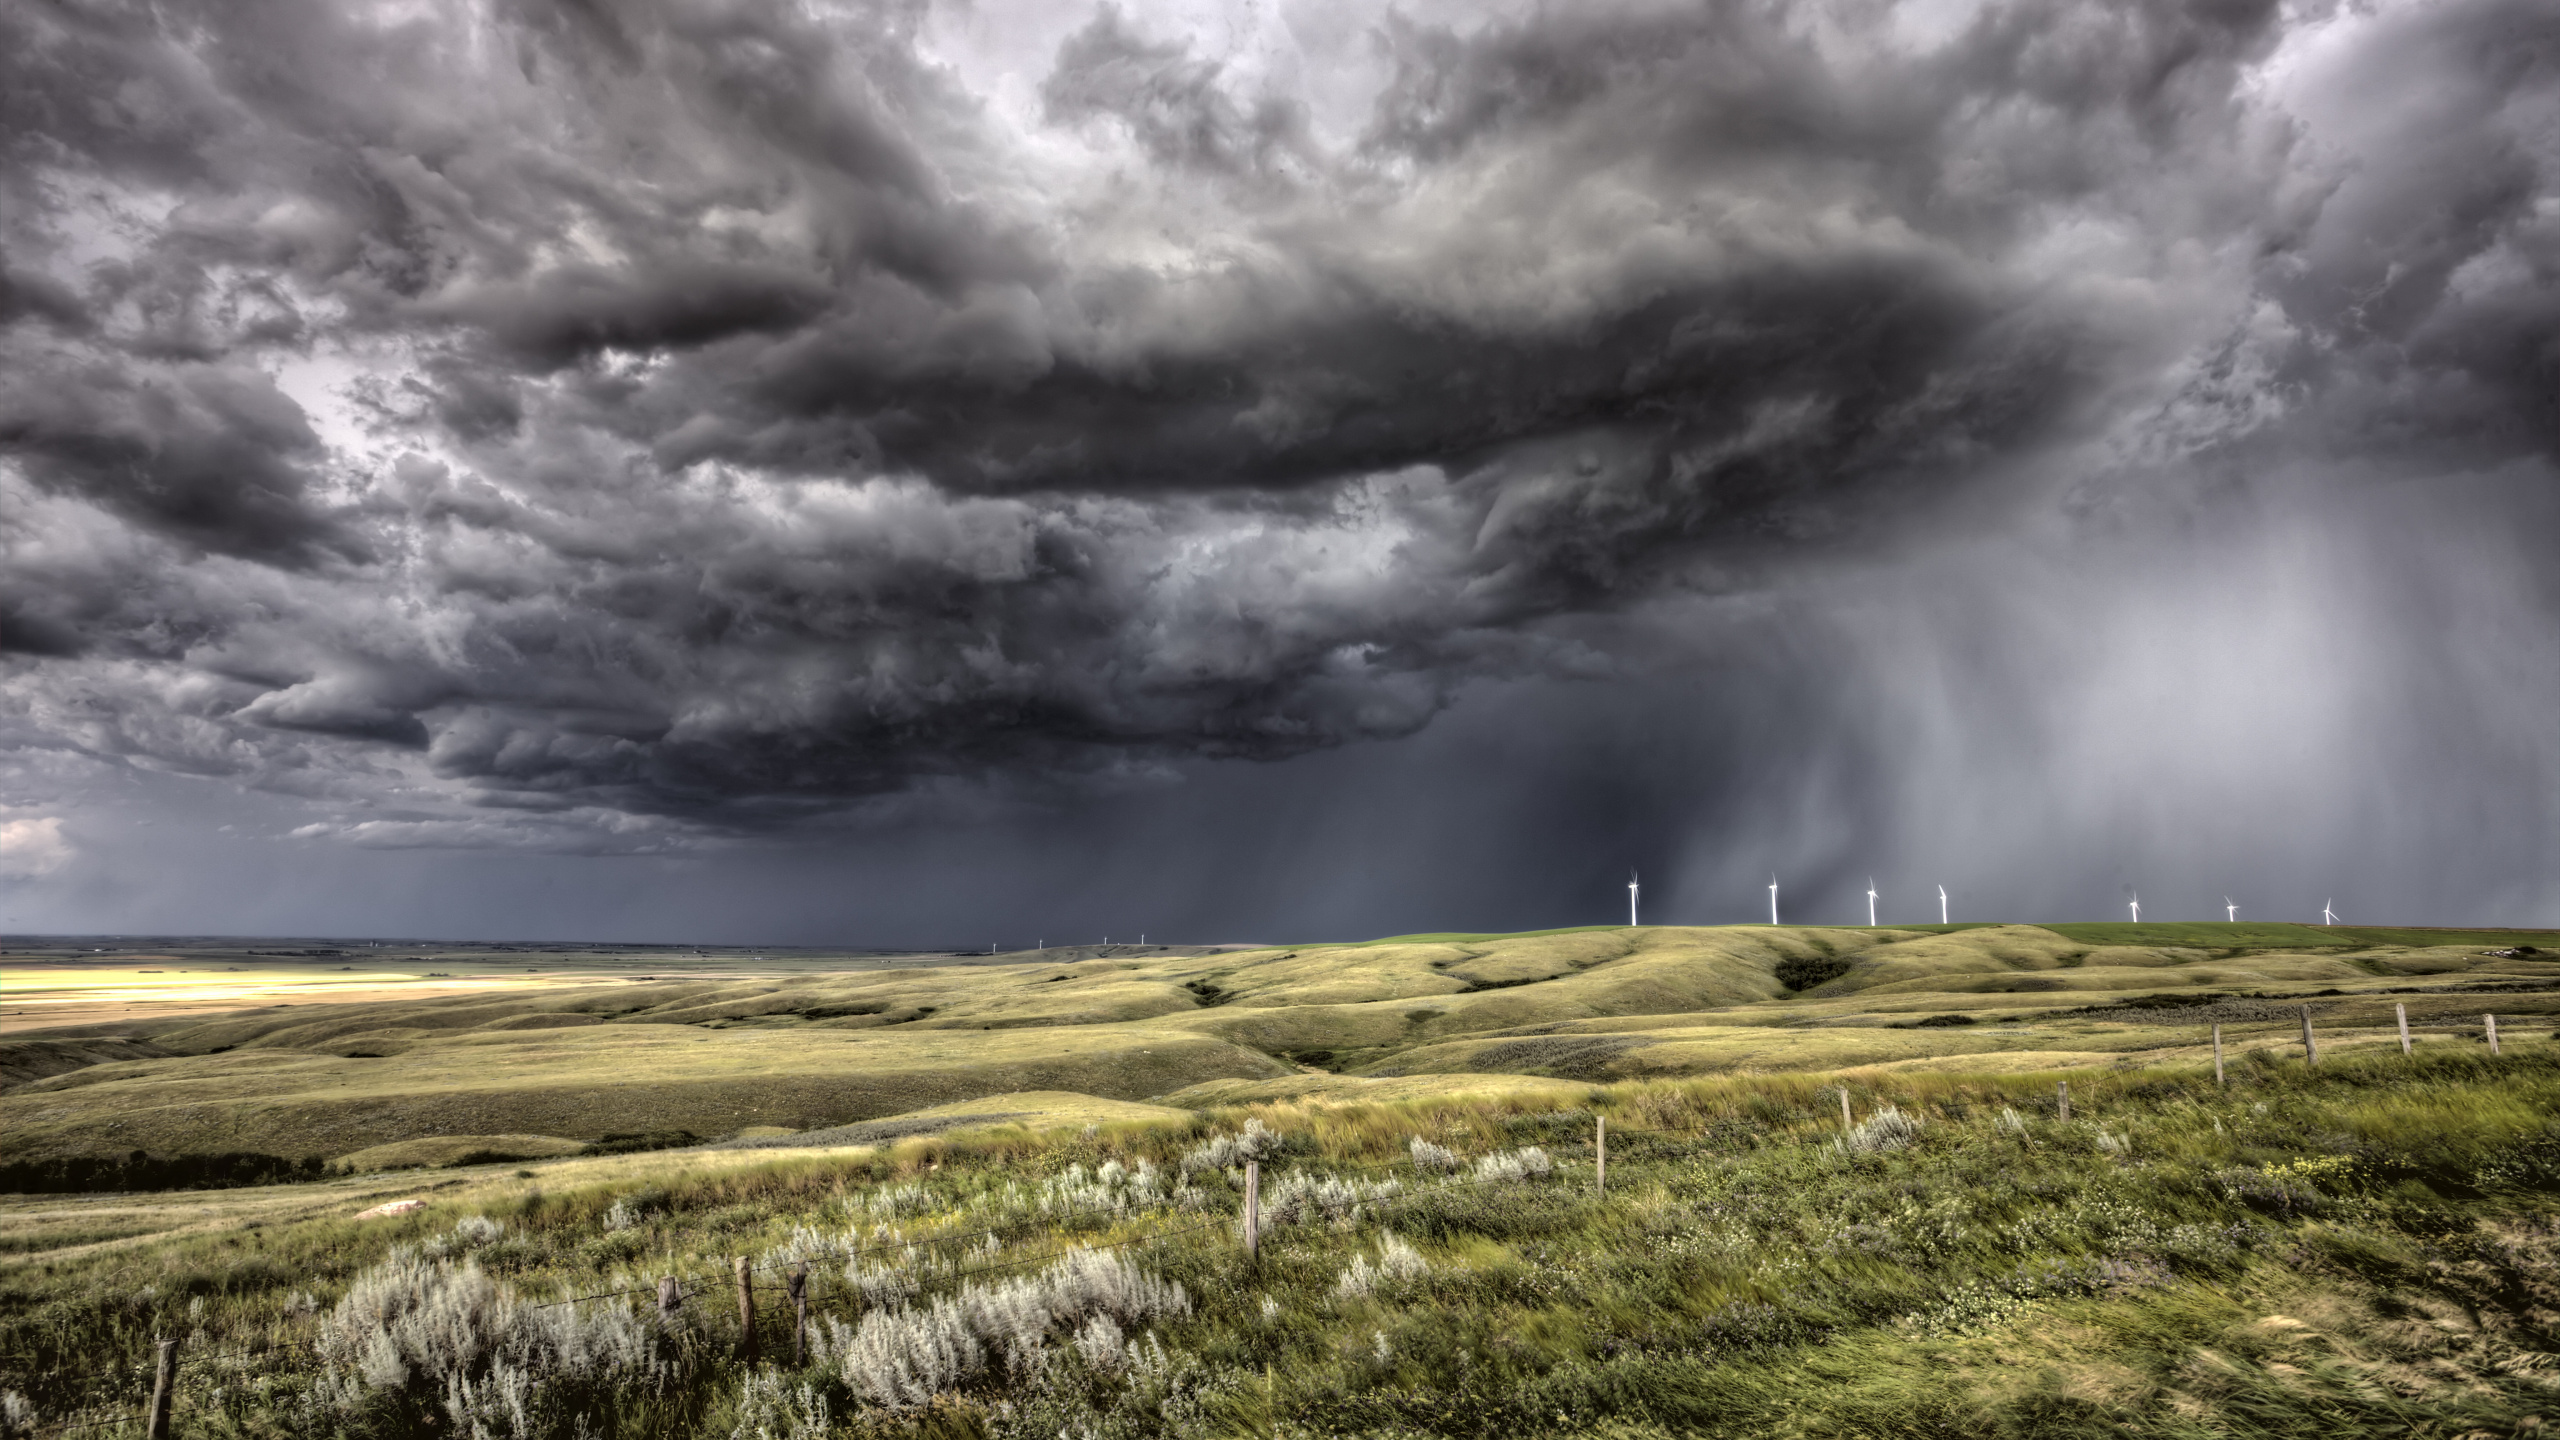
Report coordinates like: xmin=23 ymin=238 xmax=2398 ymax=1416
xmin=1 ymin=0 xmax=2556 ymax=946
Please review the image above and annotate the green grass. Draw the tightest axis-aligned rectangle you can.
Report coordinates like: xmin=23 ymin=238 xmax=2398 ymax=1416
xmin=2027 ymin=921 xmax=2560 ymax=949
xmin=7 ymin=1052 xmax=2560 ymax=1437
xmin=9 ymin=922 xmax=2560 ymax=1166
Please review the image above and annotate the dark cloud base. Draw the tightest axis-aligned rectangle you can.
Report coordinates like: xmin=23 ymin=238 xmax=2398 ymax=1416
xmin=0 ymin=0 xmax=2555 ymax=929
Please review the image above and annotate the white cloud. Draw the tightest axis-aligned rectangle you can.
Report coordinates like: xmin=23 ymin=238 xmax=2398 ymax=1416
xmin=0 ymin=816 xmax=72 ymax=878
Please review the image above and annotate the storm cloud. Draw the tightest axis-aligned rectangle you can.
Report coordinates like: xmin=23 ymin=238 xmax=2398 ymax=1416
xmin=0 ymin=0 xmax=2555 ymax=928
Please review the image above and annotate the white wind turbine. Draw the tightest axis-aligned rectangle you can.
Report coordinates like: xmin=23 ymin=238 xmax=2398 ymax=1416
xmin=1627 ymin=871 xmax=1640 ymax=928
xmin=2323 ymin=899 xmax=2338 ymax=926
xmin=1768 ymin=875 xmax=1780 ymax=926
xmin=1938 ymin=885 xmax=1949 ymax=924
xmin=2128 ymin=891 xmax=2142 ymax=923
xmin=1866 ymin=878 xmax=1879 ymax=928
xmin=2225 ymin=897 xmax=2237 ymax=922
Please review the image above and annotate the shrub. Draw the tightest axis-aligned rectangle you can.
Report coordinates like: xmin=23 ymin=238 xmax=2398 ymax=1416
xmin=1775 ymin=953 xmax=1854 ymax=991
xmin=1073 ymin=1314 xmax=1126 ymax=1372
xmin=1042 ymin=1158 xmax=1195 ymax=1213
xmin=0 ymin=1150 xmax=329 ymax=1195
xmin=1259 ymin=1172 xmax=1402 ymax=1234
xmin=315 ymin=1247 xmax=649 ymax=1421
xmin=1471 ymin=1147 xmax=1554 ymax=1183
xmin=1180 ymin=1119 xmax=1284 ymax=1175
xmin=582 ymin=1132 xmax=698 ymax=1157
xmin=1407 ymin=1138 xmax=1458 ymax=1172
xmin=727 ymin=1371 xmax=829 ymax=1440
xmin=1842 ymin=1106 xmax=1921 ymax=1154
xmin=1335 ymin=1234 xmax=1429 ymax=1299
xmin=828 ymin=1249 xmax=1189 ymax=1406
xmin=862 ymin=1182 xmax=940 ymax=1219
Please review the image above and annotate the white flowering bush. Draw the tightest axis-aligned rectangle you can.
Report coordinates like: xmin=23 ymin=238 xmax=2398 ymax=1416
xmin=1407 ymin=1137 xmax=1458 ymax=1172
xmin=1257 ymin=1172 xmax=1403 ymax=1234
xmin=1470 ymin=1147 xmax=1554 ymax=1183
xmin=1334 ymin=1234 xmax=1429 ymax=1299
xmin=1042 ymin=1158 xmax=1181 ymax=1214
xmin=1842 ymin=1107 xmax=1921 ymax=1155
xmin=1179 ymin=1118 xmax=1284 ymax=1175
xmin=826 ymin=1249 xmax=1189 ymax=1407
xmin=314 ymin=1246 xmax=650 ymax=1432
xmin=726 ymin=1370 xmax=831 ymax=1440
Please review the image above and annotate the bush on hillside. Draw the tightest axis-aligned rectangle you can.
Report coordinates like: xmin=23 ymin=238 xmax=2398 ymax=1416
xmin=0 ymin=1150 xmax=329 ymax=1195
xmin=1775 ymin=953 xmax=1855 ymax=991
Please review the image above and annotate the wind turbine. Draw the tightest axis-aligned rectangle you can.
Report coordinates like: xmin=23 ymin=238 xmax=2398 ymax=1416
xmin=2128 ymin=891 xmax=2142 ymax=923
xmin=1938 ymin=885 xmax=1949 ymax=925
xmin=1627 ymin=871 xmax=1640 ymax=928
xmin=1768 ymin=875 xmax=1780 ymax=927
xmin=1866 ymin=878 xmax=1878 ymax=928
xmin=2225 ymin=898 xmax=2237 ymax=923
xmin=2322 ymin=899 xmax=2338 ymax=926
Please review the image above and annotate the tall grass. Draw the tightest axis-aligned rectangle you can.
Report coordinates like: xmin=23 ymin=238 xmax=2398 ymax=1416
xmin=6 ymin=1050 xmax=2560 ymax=1437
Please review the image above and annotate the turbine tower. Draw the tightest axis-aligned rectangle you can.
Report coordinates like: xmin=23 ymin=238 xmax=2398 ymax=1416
xmin=2225 ymin=898 xmax=2237 ymax=923
xmin=2323 ymin=899 xmax=2338 ymax=926
xmin=2128 ymin=892 xmax=2141 ymax=923
xmin=1938 ymin=885 xmax=1948 ymax=925
xmin=1866 ymin=878 xmax=1878 ymax=928
xmin=1769 ymin=875 xmax=1780 ymax=927
xmin=1627 ymin=871 xmax=1640 ymax=928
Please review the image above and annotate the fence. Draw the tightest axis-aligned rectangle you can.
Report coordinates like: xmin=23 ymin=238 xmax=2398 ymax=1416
xmin=2 ymin=1008 xmax=2519 ymax=1436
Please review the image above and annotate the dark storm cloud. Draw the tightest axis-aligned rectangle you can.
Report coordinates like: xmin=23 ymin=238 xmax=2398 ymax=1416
xmin=0 ymin=0 xmax=2553 ymax=861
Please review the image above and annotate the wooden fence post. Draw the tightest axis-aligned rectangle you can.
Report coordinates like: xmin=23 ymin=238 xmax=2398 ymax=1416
xmin=2056 ymin=1080 xmax=2071 ymax=1123
xmin=658 ymin=1275 xmax=681 ymax=1331
xmin=1243 ymin=1161 xmax=1260 ymax=1265
xmin=1595 ymin=1115 xmax=1607 ymax=1197
xmin=144 ymin=1337 xmax=177 ymax=1440
xmin=2487 ymin=1014 xmax=2501 ymax=1056
xmin=2213 ymin=1024 xmax=2225 ymax=1086
xmin=734 ymin=1257 xmax=757 ymax=1365
xmin=2397 ymin=1003 xmax=2411 ymax=1056
xmin=1839 ymin=1088 xmax=1853 ymax=1131
xmin=2300 ymin=1006 xmax=2318 ymax=1067
xmin=788 ymin=1263 xmax=809 ymax=1366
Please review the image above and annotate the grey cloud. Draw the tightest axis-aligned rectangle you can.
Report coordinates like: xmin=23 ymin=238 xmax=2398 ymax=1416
xmin=0 ymin=0 xmax=2551 ymax=880
xmin=0 ymin=358 xmax=356 ymax=565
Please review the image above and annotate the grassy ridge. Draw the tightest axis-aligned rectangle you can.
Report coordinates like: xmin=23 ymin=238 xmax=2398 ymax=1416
xmin=7 ymin=922 xmax=2560 ymax=1165
xmin=5 ymin=1050 xmax=2560 ymax=1437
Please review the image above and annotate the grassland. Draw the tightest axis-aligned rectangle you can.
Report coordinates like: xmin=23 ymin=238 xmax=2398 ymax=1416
xmin=5 ymin=922 xmax=2556 ymax=1169
xmin=6 ymin=1047 xmax=2560 ymax=1437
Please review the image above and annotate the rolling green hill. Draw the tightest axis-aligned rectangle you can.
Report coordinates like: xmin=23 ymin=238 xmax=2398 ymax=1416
xmin=5 ymin=922 xmax=2556 ymax=1166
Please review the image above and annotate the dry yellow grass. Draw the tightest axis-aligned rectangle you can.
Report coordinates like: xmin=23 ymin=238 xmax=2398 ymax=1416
xmin=5 ymin=922 xmax=2555 ymax=1163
